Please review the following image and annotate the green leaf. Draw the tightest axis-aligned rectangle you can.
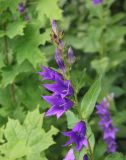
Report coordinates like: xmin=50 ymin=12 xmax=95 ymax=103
xmin=104 ymin=152 xmax=126 ymax=160
xmin=6 ymin=21 xmax=26 ymax=39
xmin=75 ymin=148 xmax=87 ymax=160
xmin=1 ymin=61 xmax=32 ymax=88
xmin=81 ymin=77 xmax=101 ymax=119
xmin=94 ymin=141 xmax=106 ymax=160
xmin=37 ymin=0 xmax=62 ymax=21
xmin=0 ymin=108 xmax=59 ymax=160
xmin=66 ymin=111 xmax=79 ymax=129
xmin=91 ymin=57 xmax=109 ymax=74
xmin=113 ymin=111 xmax=126 ymax=125
xmin=87 ymin=125 xmax=95 ymax=152
xmin=15 ymin=23 xmax=47 ymax=68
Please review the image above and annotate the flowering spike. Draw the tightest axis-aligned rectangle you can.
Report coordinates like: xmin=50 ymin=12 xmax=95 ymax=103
xmin=64 ymin=149 xmax=75 ymax=160
xmin=63 ymin=121 xmax=88 ymax=151
xmin=67 ymin=47 xmax=75 ymax=64
xmin=96 ymin=97 xmax=118 ymax=153
xmin=55 ymin=47 xmax=66 ymax=73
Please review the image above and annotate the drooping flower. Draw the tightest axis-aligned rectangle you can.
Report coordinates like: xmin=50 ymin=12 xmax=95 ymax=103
xmin=63 ymin=148 xmax=75 ymax=160
xmin=55 ymin=47 xmax=66 ymax=73
xmin=44 ymin=94 xmax=73 ymax=119
xmin=96 ymin=97 xmax=118 ymax=153
xmin=44 ymin=79 xmax=74 ymax=98
xmin=38 ymin=66 xmax=62 ymax=81
xmin=67 ymin=47 xmax=75 ymax=64
xmin=92 ymin=0 xmax=102 ymax=5
xmin=83 ymin=155 xmax=88 ymax=160
xmin=63 ymin=121 xmax=88 ymax=151
xmin=18 ymin=3 xmax=25 ymax=13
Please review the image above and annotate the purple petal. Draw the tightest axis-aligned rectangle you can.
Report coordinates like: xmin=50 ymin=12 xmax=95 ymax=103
xmin=67 ymin=47 xmax=75 ymax=64
xmin=52 ymin=20 xmax=57 ymax=35
xmin=64 ymin=149 xmax=75 ymax=160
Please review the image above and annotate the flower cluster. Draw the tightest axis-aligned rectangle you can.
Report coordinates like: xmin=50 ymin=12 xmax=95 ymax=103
xmin=18 ymin=2 xmax=29 ymax=21
xmin=92 ymin=0 xmax=102 ymax=5
xmin=39 ymin=20 xmax=88 ymax=159
xmin=96 ymin=95 xmax=118 ymax=153
xmin=39 ymin=66 xmax=74 ymax=119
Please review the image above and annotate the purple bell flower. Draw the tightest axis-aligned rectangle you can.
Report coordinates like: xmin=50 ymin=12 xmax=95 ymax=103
xmin=43 ymin=94 xmax=73 ymax=119
xmin=55 ymin=47 xmax=66 ymax=73
xmin=92 ymin=0 xmax=102 ymax=5
xmin=63 ymin=121 xmax=88 ymax=151
xmin=96 ymin=97 xmax=118 ymax=153
xmin=44 ymin=79 xmax=74 ymax=98
xmin=63 ymin=149 xmax=75 ymax=160
xmin=18 ymin=3 xmax=25 ymax=13
xmin=67 ymin=47 xmax=75 ymax=64
xmin=83 ymin=155 xmax=88 ymax=160
xmin=38 ymin=66 xmax=62 ymax=81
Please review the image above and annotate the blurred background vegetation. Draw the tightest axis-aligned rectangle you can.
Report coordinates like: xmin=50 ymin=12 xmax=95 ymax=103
xmin=0 ymin=0 xmax=126 ymax=159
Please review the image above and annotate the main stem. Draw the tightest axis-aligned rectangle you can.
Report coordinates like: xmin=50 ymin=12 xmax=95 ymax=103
xmin=3 ymin=23 xmax=16 ymax=104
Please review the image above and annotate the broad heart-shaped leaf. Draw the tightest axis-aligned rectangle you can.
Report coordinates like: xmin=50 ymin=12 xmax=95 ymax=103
xmin=37 ymin=0 xmax=62 ymax=21
xmin=15 ymin=23 xmax=47 ymax=68
xmin=0 ymin=108 xmax=58 ymax=160
xmin=6 ymin=21 xmax=26 ymax=39
xmin=66 ymin=110 xmax=79 ymax=129
xmin=104 ymin=152 xmax=126 ymax=160
xmin=81 ymin=77 xmax=101 ymax=119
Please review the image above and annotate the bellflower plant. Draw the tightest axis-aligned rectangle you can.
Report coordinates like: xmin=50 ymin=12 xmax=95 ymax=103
xmin=39 ymin=20 xmax=91 ymax=159
xmin=96 ymin=95 xmax=118 ymax=153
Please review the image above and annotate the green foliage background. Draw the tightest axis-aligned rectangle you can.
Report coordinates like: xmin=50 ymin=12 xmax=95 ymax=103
xmin=0 ymin=0 xmax=126 ymax=159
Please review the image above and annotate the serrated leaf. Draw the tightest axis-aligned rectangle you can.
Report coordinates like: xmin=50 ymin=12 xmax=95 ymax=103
xmin=6 ymin=21 xmax=26 ymax=39
xmin=0 ymin=108 xmax=58 ymax=160
xmin=66 ymin=110 xmax=79 ymax=129
xmin=37 ymin=0 xmax=62 ymax=21
xmin=81 ymin=77 xmax=101 ymax=119
xmin=15 ymin=23 xmax=47 ymax=68
xmin=1 ymin=61 xmax=32 ymax=88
